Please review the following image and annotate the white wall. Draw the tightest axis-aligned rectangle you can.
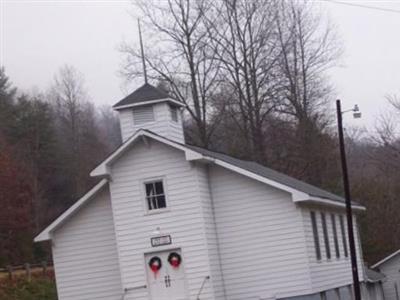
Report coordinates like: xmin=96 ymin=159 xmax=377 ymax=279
xmin=378 ymin=254 xmax=400 ymax=300
xmin=118 ymin=102 xmax=184 ymax=143
xmin=301 ymin=207 xmax=365 ymax=293
xmin=209 ymin=165 xmax=313 ymax=300
xmin=52 ymin=187 xmax=122 ymax=300
xmin=197 ymin=165 xmax=226 ymax=300
xmin=109 ymin=140 xmax=216 ymax=300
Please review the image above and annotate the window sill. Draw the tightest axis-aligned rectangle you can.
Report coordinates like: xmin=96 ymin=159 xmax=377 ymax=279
xmin=144 ymin=208 xmax=170 ymax=216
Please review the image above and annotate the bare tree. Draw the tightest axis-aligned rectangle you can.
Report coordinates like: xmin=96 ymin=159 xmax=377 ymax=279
xmin=354 ymin=95 xmax=400 ymax=263
xmin=272 ymin=1 xmax=342 ymax=184
xmin=97 ymin=105 xmax=122 ymax=150
xmin=276 ymin=1 xmax=340 ymax=123
xmin=205 ymin=0 xmax=281 ymax=163
xmin=49 ymin=65 xmax=105 ymax=201
xmin=121 ymin=0 xmax=222 ymax=147
xmin=373 ymin=95 xmax=400 ymax=171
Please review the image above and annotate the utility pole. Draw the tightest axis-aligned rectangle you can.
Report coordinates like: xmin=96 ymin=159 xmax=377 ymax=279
xmin=336 ymin=99 xmax=361 ymax=300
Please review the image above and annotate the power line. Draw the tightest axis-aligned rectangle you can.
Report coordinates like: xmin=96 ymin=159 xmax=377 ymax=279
xmin=324 ymin=0 xmax=400 ymax=15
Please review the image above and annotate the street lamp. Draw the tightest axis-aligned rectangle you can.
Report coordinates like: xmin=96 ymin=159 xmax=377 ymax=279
xmin=336 ymin=99 xmax=362 ymax=300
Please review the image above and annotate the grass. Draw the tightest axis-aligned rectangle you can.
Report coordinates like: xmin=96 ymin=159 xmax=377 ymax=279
xmin=0 ymin=273 xmax=57 ymax=300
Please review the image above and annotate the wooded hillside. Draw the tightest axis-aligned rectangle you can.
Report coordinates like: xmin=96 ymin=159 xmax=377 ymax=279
xmin=0 ymin=66 xmax=121 ymax=266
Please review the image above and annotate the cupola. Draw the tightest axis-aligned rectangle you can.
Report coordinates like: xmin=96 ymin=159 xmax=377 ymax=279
xmin=113 ymin=83 xmax=185 ymax=143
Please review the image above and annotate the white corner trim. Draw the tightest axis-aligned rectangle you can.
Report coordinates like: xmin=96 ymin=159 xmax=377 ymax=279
xmin=299 ymin=196 xmax=366 ymax=211
xmin=113 ymin=98 xmax=185 ymax=110
xmin=34 ymin=179 xmax=109 ymax=242
xmin=90 ymin=164 xmax=109 ymax=177
xmin=372 ymin=249 xmax=400 ymax=269
xmin=185 ymin=150 xmax=204 ymax=161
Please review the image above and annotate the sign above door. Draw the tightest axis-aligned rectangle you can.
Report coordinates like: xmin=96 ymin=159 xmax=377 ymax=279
xmin=151 ymin=235 xmax=172 ymax=247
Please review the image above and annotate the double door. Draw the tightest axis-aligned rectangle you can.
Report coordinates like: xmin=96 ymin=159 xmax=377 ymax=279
xmin=145 ymin=249 xmax=186 ymax=300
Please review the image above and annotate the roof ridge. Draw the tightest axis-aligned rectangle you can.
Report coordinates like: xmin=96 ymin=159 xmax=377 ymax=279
xmin=113 ymin=83 xmax=176 ymax=108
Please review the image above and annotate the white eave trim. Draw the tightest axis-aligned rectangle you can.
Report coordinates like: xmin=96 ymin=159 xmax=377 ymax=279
xmin=199 ymin=156 xmax=310 ymax=202
xmin=90 ymin=130 xmax=202 ymax=177
xmin=90 ymin=129 xmax=356 ymax=209
xmin=194 ymin=156 xmax=364 ymax=208
xmin=113 ymin=98 xmax=185 ymax=110
xmin=34 ymin=179 xmax=108 ymax=242
xmin=298 ymin=196 xmax=366 ymax=211
xmin=372 ymin=249 xmax=400 ymax=269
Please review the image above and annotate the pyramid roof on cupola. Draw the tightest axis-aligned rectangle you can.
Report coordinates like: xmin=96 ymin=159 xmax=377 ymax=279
xmin=113 ymin=83 xmax=184 ymax=110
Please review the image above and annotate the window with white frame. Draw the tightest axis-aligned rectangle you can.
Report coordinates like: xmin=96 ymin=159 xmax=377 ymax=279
xmin=145 ymin=180 xmax=166 ymax=211
xmin=170 ymin=105 xmax=178 ymax=122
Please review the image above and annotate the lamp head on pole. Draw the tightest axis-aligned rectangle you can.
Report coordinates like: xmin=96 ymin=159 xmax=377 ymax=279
xmin=340 ymin=101 xmax=362 ymax=119
xmin=352 ymin=104 xmax=362 ymax=119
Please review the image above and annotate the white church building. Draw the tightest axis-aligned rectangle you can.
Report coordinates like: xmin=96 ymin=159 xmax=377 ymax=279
xmin=36 ymin=83 xmax=368 ymax=300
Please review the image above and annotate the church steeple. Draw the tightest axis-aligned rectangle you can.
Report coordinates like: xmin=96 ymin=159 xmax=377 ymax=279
xmin=113 ymin=22 xmax=185 ymax=143
xmin=113 ymin=83 xmax=185 ymax=143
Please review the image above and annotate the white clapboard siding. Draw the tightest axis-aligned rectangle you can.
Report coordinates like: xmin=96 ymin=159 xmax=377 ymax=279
xmin=196 ymin=165 xmax=226 ymax=300
xmin=209 ymin=165 xmax=313 ymax=300
xmin=377 ymin=254 xmax=400 ymax=300
xmin=118 ymin=102 xmax=184 ymax=143
xmin=302 ymin=207 xmax=365 ymax=292
xmin=109 ymin=140 xmax=215 ymax=300
xmin=52 ymin=187 xmax=122 ymax=300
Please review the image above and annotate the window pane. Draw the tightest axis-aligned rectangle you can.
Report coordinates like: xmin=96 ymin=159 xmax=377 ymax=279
xmin=331 ymin=214 xmax=340 ymax=258
xmin=311 ymin=211 xmax=321 ymax=260
xmin=340 ymin=215 xmax=349 ymax=257
xmin=155 ymin=181 xmax=164 ymax=195
xmin=147 ymin=196 xmax=156 ymax=210
xmin=321 ymin=213 xmax=331 ymax=259
xmin=146 ymin=183 xmax=155 ymax=197
xmin=157 ymin=195 xmax=166 ymax=208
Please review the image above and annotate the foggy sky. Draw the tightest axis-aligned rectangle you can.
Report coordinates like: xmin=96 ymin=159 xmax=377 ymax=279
xmin=1 ymin=0 xmax=400 ymax=130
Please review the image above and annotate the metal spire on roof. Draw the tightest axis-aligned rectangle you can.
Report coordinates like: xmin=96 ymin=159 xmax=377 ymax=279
xmin=138 ymin=19 xmax=148 ymax=84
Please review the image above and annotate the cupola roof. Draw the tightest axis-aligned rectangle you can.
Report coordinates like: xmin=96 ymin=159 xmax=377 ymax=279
xmin=113 ymin=83 xmax=183 ymax=110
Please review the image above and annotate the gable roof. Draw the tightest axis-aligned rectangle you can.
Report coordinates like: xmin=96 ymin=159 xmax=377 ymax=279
xmin=34 ymin=179 xmax=108 ymax=242
xmin=113 ymin=83 xmax=184 ymax=110
xmin=185 ymin=145 xmax=345 ymax=203
xmin=372 ymin=249 xmax=400 ymax=269
xmin=91 ymin=129 xmax=364 ymax=210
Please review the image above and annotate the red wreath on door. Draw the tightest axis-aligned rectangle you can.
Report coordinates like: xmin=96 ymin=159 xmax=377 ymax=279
xmin=149 ymin=256 xmax=162 ymax=277
xmin=168 ymin=252 xmax=182 ymax=269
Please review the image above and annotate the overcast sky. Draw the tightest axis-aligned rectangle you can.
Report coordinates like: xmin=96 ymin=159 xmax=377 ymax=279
xmin=1 ymin=0 xmax=400 ymax=129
